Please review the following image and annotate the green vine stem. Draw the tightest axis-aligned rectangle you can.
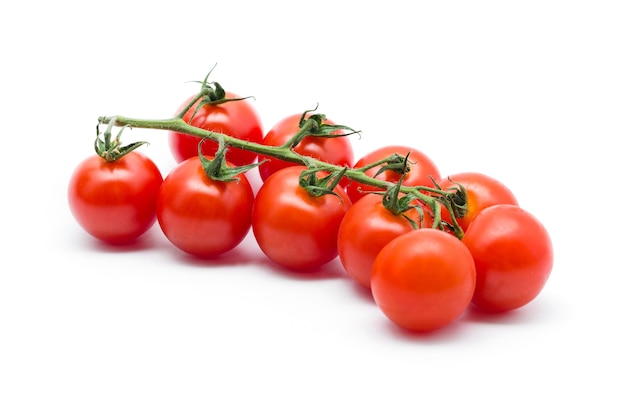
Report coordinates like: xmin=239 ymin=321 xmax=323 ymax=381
xmin=97 ymin=113 xmax=466 ymax=239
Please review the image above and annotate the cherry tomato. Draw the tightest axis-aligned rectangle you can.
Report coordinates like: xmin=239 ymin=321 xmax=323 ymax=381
xmin=462 ymin=204 xmax=553 ymax=312
xmin=258 ymin=113 xmax=354 ymax=183
xmin=371 ymin=228 xmax=476 ymax=332
xmin=337 ymin=193 xmax=433 ymax=289
xmin=168 ymin=93 xmax=264 ymax=166
xmin=437 ymin=172 xmax=518 ymax=232
xmin=346 ymin=145 xmax=440 ymax=203
xmin=156 ymin=156 xmax=255 ymax=258
xmin=68 ymin=152 xmax=163 ymax=244
xmin=252 ymin=165 xmax=352 ymax=271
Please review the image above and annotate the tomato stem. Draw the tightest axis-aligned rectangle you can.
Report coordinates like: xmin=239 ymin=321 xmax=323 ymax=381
xmin=175 ymin=69 xmax=254 ymax=120
xmin=280 ymin=108 xmax=361 ymax=150
xmin=102 ymin=114 xmax=398 ymax=186
xmin=280 ymin=117 xmax=317 ymax=149
xmin=355 ymin=155 xmax=400 ymax=172
xmin=97 ymin=114 xmax=464 ymax=238
xmin=94 ymin=118 xmax=149 ymax=162
xmin=199 ymin=137 xmax=262 ymax=182
xmin=299 ymin=167 xmax=348 ymax=198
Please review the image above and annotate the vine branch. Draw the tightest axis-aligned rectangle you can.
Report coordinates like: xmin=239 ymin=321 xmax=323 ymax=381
xmin=97 ymin=112 xmax=465 ymax=239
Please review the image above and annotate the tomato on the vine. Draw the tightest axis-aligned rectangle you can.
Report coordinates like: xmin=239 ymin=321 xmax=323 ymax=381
xmin=345 ymin=145 xmax=440 ymax=203
xmin=258 ymin=113 xmax=354 ymax=183
xmin=437 ymin=172 xmax=518 ymax=232
xmin=156 ymin=156 xmax=255 ymax=258
xmin=168 ymin=92 xmax=263 ymax=166
xmin=252 ymin=165 xmax=352 ymax=271
xmin=68 ymin=152 xmax=163 ymax=244
xmin=371 ymin=228 xmax=476 ymax=332
xmin=462 ymin=204 xmax=553 ymax=312
xmin=337 ymin=193 xmax=433 ymax=289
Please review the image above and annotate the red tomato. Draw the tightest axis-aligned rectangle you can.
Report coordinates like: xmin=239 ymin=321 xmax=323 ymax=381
xmin=252 ymin=165 xmax=352 ymax=271
xmin=156 ymin=156 xmax=255 ymax=258
xmin=68 ymin=152 xmax=163 ymax=244
xmin=462 ymin=204 xmax=553 ymax=312
xmin=371 ymin=228 xmax=476 ymax=332
xmin=346 ymin=145 xmax=440 ymax=203
xmin=437 ymin=172 xmax=518 ymax=231
xmin=258 ymin=113 xmax=354 ymax=182
xmin=168 ymin=93 xmax=263 ymax=166
xmin=337 ymin=193 xmax=433 ymax=289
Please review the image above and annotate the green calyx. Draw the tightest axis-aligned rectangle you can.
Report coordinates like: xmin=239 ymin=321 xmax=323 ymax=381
xmin=382 ymin=176 xmax=418 ymax=215
xmin=373 ymin=152 xmax=413 ymax=177
xmin=299 ymin=166 xmax=348 ymax=199
xmin=199 ymin=137 xmax=261 ymax=182
xmin=432 ymin=178 xmax=468 ymax=225
xmin=178 ymin=65 xmax=254 ymax=121
xmin=94 ymin=119 xmax=147 ymax=162
xmin=283 ymin=107 xmax=361 ymax=149
xmin=380 ymin=175 xmax=426 ymax=230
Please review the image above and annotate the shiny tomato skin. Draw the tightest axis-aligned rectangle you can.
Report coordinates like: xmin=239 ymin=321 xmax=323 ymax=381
xmin=68 ymin=152 xmax=163 ymax=244
xmin=156 ymin=156 xmax=255 ymax=258
xmin=438 ymin=172 xmax=518 ymax=231
xmin=337 ymin=193 xmax=432 ymax=289
xmin=371 ymin=228 xmax=476 ymax=332
xmin=252 ymin=166 xmax=352 ymax=271
xmin=462 ymin=204 xmax=553 ymax=312
xmin=258 ymin=113 xmax=354 ymax=183
xmin=168 ymin=92 xmax=264 ymax=166
xmin=346 ymin=145 xmax=440 ymax=203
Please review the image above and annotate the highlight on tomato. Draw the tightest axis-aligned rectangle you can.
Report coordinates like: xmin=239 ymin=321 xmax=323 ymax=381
xmin=337 ymin=190 xmax=433 ymax=289
xmin=156 ymin=153 xmax=255 ymax=258
xmin=436 ymin=172 xmax=519 ymax=232
xmin=371 ymin=228 xmax=476 ymax=332
xmin=462 ymin=204 xmax=553 ymax=312
xmin=258 ymin=112 xmax=355 ymax=183
xmin=168 ymin=82 xmax=263 ymax=166
xmin=345 ymin=145 xmax=441 ymax=203
xmin=252 ymin=165 xmax=352 ymax=271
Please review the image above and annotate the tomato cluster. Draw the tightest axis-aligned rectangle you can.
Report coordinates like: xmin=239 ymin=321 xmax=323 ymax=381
xmin=68 ymin=78 xmax=554 ymax=334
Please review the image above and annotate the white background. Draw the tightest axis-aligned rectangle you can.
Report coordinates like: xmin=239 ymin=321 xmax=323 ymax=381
xmin=1 ymin=1 xmax=625 ymax=415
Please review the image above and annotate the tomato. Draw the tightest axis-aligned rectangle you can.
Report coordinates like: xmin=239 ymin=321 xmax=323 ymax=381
xmin=252 ymin=165 xmax=352 ymax=271
xmin=345 ymin=145 xmax=440 ymax=203
xmin=156 ymin=156 xmax=255 ymax=258
xmin=68 ymin=152 xmax=163 ymax=244
xmin=371 ymin=228 xmax=476 ymax=332
xmin=258 ymin=113 xmax=354 ymax=183
xmin=462 ymin=204 xmax=553 ymax=312
xmin=337 ymin=193 xmax=432 ymax=289
xmin=437 ymin=172 xmax=518 ymax=232
xmin=168 ymin=93 xmax=264 ymax=166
